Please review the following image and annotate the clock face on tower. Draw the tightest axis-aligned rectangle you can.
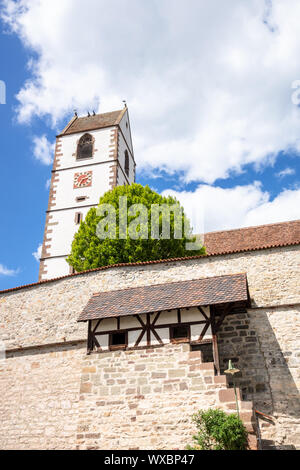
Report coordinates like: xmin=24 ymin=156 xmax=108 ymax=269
xmin=74 ymin=171 xmax=93 ymax=189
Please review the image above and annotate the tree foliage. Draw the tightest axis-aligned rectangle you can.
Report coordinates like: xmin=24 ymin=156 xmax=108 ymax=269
xmin=67 ymin=183 xmax=205 ymax=272
xmin=187 ymin=409 xmax=249 ymax=450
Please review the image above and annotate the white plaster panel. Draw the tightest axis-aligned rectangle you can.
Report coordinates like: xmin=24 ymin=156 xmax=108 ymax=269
xmin=138 ymin=331 xmax=148 ymax=347
xmin=190 ymin=324 xmax=212 ymax=341
xmin=128 ymin=330 xmax=143 ymax=348
xmin=155 ymin=310 xmax=178 ymax=325
xmin=120 ymin=316 xmax=140 ymax=329
xmin=181 ymin=306 xmax=209 ymax=323
xmin=99 ymin=334 xmax=109 ymax=350
xmin=190 ymin=324 xmax=204 ymax=342
xmin=153 ymin=328 xmax=170 ymax=344
xmin=96 ymin=318 xmax=117 ymax=332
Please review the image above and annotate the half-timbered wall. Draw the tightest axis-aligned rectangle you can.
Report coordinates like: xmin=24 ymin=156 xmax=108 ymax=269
xmin=89 ymin=307 xmax=211 ymax=351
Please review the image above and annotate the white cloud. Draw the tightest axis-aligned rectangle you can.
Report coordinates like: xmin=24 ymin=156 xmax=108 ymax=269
xmin=45 ymin=178 xmax=51 ymax=190
xmin=162 ymin=183 xmax=300 ymax=233
xmin=276 ymin=167 xmax=296 ymax=178
xmin=0 ymin=263 xmax=19 ymax=276
xmin=32 ymin=135 xmax=54 ymax=165
xmin=2 ymin=0 xmax=300 ymax=183
xmin=32 ymin=243 xmax=42 ymax=262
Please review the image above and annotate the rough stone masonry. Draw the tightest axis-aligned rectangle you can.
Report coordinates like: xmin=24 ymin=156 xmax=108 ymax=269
xmin=0 ymin=231 xmax=299 ymax=450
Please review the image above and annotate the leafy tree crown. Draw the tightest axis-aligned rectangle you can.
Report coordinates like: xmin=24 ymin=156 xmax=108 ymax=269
xmin=67 ymin=183 xmax=205 ymax=272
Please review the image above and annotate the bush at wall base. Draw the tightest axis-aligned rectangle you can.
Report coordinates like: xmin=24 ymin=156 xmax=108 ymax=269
xmin=187 ymin=409 xmax=249 ymax=450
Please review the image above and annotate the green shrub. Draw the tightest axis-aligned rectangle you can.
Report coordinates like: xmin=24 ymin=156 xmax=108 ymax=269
xmin=187 ymin=409 xmax=249 ymax=450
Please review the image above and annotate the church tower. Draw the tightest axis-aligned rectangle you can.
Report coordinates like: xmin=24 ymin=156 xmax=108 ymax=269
xmin=39 ymin=107 xmax=135 ymax=281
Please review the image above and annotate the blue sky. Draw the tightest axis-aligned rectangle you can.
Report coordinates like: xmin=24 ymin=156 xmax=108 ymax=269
xmin=0 ymin=0 xmax=299 ymax=291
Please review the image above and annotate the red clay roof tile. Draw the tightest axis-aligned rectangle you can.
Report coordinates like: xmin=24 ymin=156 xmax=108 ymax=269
xmin=77 ymin=273 xmax=249 ymax=322
xmin=58 ymin=109 xmax=125 ymax=136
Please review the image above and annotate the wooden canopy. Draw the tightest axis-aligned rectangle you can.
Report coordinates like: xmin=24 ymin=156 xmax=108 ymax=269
xmin=78 ymin=273 xmax=250 ymax=322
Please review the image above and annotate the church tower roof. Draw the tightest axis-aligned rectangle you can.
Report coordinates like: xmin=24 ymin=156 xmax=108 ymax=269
xmin=58 ymin=108 xmax=127 ymax=136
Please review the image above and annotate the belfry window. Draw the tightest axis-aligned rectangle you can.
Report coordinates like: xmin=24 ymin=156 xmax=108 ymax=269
xmin=77 ymin=133 xmax=93 ymax=160
xmin=124 ymin=150 xmax=129 ymax=177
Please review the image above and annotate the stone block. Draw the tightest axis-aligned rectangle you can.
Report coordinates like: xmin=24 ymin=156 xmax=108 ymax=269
xmin=80 ymin=382 xmax=92 ymax=394
xmin=214 ymin=375 xmax=227 ymax=385
xmin=168 ymin=369 xmax=186 ymax=378
xmin=219 ymin=388 xmax=241 ymax=403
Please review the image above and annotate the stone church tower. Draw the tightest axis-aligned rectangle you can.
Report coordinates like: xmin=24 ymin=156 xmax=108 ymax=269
xmin=39 ymin=107 xmax=135 ymax=281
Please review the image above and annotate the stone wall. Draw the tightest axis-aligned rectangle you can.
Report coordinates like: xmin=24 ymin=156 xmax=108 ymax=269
xmin=0 ymin=342 xmax=84 ymax=450
xmin=0 ymin=245 xmax=299 ymax=351
xmin=0 ymin=342 xmax=256 ymax=450
xmin=218 ymin=306 xmax=300 ymax=449
xmin=0 ymin=244 xmax=299 ymax=449
xmin=76 ymin=343 xmax=255 ymax=450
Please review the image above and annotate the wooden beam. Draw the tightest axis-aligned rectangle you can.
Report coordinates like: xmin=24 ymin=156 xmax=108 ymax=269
xmin=151 ymin=312 xmax=161 ymax=326
xmin=146 ymin=314 xmax=151 ymax=347
xmin=177 ymin=309 xmax=181 ymax=323
xmin=215 ymin=303 xmax=234 ymax=331
xmin=197 ymin=306 xmax=209 ymax=321
xmin=199 ymin=322 xmax=210 ymax=341
xmin=135 ymin=314 xmax=146 ymax=328
xmin=91 ymin=332 xmax=101 ymax=349
xmin=92 ymin=319 xmax=102 ymax=333
xmin=150 ymin=326 xmax=163 ymax=345
xmin=87 ymin=320 xmax=93 ymax=353
xmin=210 ymin=306 xmax=220 ymax=376
xmin=94 ymin=320 xmax=207 ymax=336
xmin=134 ymin=329 xmax=145 ymax=347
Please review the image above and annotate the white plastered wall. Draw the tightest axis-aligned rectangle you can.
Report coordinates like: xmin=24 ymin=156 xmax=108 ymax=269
xmin=41 ymin=114 xmax=135 ymax=280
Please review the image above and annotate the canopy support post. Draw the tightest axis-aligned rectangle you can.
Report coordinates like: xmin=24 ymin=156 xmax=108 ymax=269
xmin=210 ymin=307 xmax=220 ymax=376
xmin=87 ymin=320 xmax=93 ymax=354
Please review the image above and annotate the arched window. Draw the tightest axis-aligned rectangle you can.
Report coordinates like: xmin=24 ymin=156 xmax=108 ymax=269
xmin=77 ymin=133 xmax=93 ymax=160
xmin=124 ymin=150 xmax=129 ymax=177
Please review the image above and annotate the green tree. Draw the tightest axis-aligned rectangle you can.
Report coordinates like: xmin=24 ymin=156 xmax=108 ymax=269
xmin=67 ymin=183 xmax=205 ymax=272
xmin=187 ymin=409 xmax=249 ymax=450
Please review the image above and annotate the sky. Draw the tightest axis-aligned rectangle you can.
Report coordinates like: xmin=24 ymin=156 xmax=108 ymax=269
xmin=0 ymin=0 xmax=299 ymax=291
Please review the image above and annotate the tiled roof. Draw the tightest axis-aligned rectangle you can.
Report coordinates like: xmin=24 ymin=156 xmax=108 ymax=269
xmin=204 ymin=220 xmax=300 ymax=255
xmin=58 ymin=109 xmax=126 ymax=136
xmin=78 ymin=273 xmax=249 ymax=322
xmin=0 ymin=220 xmax=299 ymax=295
